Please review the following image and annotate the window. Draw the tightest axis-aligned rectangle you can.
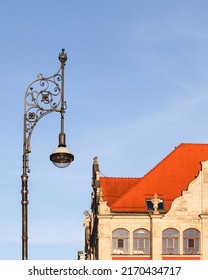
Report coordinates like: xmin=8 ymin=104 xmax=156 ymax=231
xmin=162 ymin=228 xmax=179 ymax=254
xmin=183 ymin=229 xmax=200 ymax=254
xmin=146 ymin=199 xmax=164 ymax=211
xmin=133 ymin=229 xmax=150 ymax=254
xmin=112 ymin=229 xmax=129 ymax=254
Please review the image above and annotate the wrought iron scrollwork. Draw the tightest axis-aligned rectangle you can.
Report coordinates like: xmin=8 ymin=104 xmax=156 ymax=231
xmin=24 ymin=68 xmax=66 ymax=150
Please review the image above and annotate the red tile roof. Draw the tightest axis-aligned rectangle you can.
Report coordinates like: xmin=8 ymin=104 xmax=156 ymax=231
xmin=100 ymin=144 xmax=208 ymax=212
xmin=100 ymin=177 xmax=141 ymax=206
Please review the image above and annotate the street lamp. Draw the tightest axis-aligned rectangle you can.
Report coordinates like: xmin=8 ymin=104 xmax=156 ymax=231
xmin=21 ymin=49 xmax=74 ymax=260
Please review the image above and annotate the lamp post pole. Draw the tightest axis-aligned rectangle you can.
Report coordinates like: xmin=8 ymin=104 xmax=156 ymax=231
xmin=21 ymin=49 xmax=74 ymax=260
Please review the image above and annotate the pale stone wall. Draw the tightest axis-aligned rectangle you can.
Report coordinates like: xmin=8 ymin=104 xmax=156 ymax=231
xmin=98 ymin=214 xmax=151 ymax=259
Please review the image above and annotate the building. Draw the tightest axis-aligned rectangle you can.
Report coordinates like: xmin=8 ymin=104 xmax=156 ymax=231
xmin=83 ymin=143 xmax=208 ymax=260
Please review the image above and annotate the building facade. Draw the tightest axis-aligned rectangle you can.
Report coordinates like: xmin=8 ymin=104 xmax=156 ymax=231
xmin=84 ymin=144 xmax=208 ymax=260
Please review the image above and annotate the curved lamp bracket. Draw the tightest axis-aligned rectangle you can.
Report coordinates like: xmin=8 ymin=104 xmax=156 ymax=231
xmin=24 ymin=67 xmax=66 ymax=152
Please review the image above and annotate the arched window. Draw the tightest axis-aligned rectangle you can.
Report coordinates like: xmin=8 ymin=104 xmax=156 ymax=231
xmin=112 ymin=228 xmax=129 ymax=254
xmin=133 ymin=229 xmax=150 ymax=254
xmin=162 ymin=228 xmax=179 ymax=254
xmin=183 ymin=228 xmax=200 ymax=254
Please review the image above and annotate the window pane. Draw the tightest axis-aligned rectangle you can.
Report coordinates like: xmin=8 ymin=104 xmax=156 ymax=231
xmin=174 ymin=239 xmax=179 ymax=253
xmin=145 ymin=239 xmax=150 ymax=254
xmin=124 ymin=239 xmax=129 ymax=253
xmin=195 ymin=239 xmax=199 ymax=253
xmin=113 ymin=229 xmax=129 ymax=238
xmin=133 ymin=229 xmax=150 ymax=238
xmin=118 ymin=239 xmax=123 ymax=249
xmin=112 ymin=239 xmax=116 ymax=250
xmin=188 ymin=239 xmax=194 ymax=249
xmin=163 ymin=229 xmax=178 ymax=237
xmin=184 ymin=229 xmax=199 ymax=238
xmin=158 ymin=201 xmax=164 ymax=210
xmin=167 ymin=239 xmax=173 ymax=248
xmin=162 ymin=239 xmax=167 ymax=254
xmin=188 ymin=230 xmax=195 ymax=237
xmin=146 ymin=200 xmax=153 ymax=210
xmin=133 ymin=239 xmax=137 ymax=250
xmin=139 ymin=239 xmax=144 ymax=248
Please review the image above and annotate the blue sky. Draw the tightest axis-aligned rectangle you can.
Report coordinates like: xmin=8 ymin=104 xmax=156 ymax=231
xmin=1 ymin=0 xmax=208 ymax=259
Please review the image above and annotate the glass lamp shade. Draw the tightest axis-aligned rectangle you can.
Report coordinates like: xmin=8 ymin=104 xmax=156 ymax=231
xmin=50 ymin=146 xmax=74 ymax=168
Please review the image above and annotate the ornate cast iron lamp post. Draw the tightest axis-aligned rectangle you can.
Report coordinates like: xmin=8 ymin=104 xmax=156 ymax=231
xmin=21 ymin=49 xmax=74 ymax=260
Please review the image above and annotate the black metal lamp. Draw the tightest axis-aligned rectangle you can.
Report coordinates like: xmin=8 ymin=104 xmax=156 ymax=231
xmin=50 ymin=132 xmax=74 ymax=168
xmin=21 ymin=49 xmax=74 ymax=260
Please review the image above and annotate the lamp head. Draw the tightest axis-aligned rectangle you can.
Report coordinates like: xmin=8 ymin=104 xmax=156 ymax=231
xmin=50 ymin=146 xmax=74 ymax=168
xmin=50 ymin=133 xmax=74 ymax=168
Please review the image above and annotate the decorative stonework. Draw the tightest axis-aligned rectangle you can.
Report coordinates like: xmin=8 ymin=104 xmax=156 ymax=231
xmin=151 ymin=193 xmax=161 ymax=214
xmin=98 ymin=201 xmax=111 ymax=214
xmin=83 ymin=210 xmax=91 ymax=260
xmin=176 ymin=198 xmax=187 ymax=212
xmin=97 ymin=186 xmax=104 ymax=202
xmin=93 ymin=156 xmax=100 ymax=181
xmin=83 ymin=210 xmax=91 ymax=239
xmin=93 ymin=156 xmax=98 ymax=164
